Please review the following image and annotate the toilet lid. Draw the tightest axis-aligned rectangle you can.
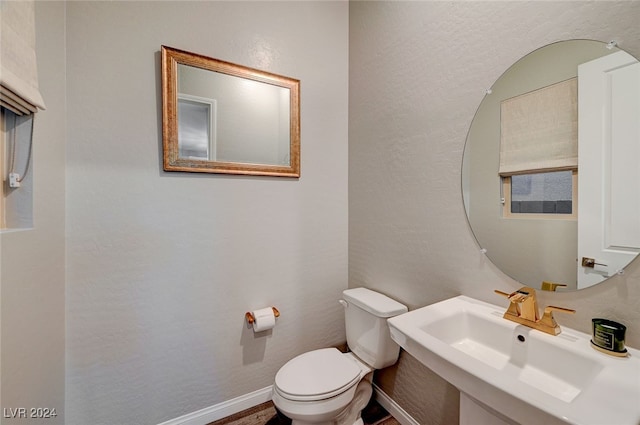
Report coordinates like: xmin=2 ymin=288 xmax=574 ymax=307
xmin=275 ymin=348 xmax=361 ymax=401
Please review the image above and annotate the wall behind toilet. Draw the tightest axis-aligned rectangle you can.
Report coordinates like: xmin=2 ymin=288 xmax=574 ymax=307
xmin=349 ymin=2 xmax=640 ymax=424
xmin=64 ymin=2 xmax=348 ymax=424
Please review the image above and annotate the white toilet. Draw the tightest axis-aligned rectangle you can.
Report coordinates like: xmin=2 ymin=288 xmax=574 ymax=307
xmin=272 ymin=288 xmax=408 ymax=425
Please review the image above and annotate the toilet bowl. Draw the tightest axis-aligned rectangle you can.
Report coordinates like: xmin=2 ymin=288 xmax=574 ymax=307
xmin=272 ymin=349 xmax=373 ymax=425
xmin=272 ymin=288 xmax=408 ymax=425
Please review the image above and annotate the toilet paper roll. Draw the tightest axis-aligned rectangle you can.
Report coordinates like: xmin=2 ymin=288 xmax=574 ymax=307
xmin=252 ymin=307 xmax=277 ymax=332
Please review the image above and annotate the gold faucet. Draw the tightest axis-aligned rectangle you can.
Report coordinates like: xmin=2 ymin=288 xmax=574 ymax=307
xmin=494 ymin=287 xmax=575 ymax=335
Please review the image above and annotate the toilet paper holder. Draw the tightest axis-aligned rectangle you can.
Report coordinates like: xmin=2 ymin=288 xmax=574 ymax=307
xmin=245 ymin=307 xmax=280 ymax=324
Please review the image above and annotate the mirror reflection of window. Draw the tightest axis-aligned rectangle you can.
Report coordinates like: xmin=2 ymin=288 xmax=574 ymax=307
xmin=499 ymin=78 xmax=578 ymax=219
xmin=509 ymin=171 xmax=574 ymax=214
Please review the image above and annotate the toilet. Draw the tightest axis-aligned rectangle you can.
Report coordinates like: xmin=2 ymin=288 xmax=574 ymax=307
xmin=272 ymin=288 xmax=408 ymax=425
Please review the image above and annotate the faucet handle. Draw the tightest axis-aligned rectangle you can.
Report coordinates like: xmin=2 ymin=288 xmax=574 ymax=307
xmin=540 ymin=305 xmax=576 ymax=334
xmin=495 ymin=289 xmax=529 ymax=318
xmin=495 ymin=287 xmax=539 ymax=321
xmin=495 ymin=288 xmax=535 ymax=302
xmin=494 ymin=289 xmax=531 ymax=301
xmin=507 ymin=291 xmax=531 ymax=304
xmin=495 ymin=290 xmax=519 ymax=317
xmin=545 ymin=305 xmax=576 ymax=314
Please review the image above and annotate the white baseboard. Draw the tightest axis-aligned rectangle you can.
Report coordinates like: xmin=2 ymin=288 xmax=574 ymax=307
xmin=157 ymin=383 xmax=416 ymax=425
xmin=157 ymin=386 xmax=273 ymax=425
xmin=372 ymin=384 xmax=419 ymax=425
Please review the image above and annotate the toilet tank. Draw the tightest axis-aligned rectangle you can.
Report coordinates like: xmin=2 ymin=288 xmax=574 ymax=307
xmin=342 ymin=288 xmax=408 ymax=369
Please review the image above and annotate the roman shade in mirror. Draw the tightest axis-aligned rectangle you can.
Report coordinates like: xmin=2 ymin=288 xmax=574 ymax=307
xmin=499 ymin=78 xmax=578 ymax=176
xmin=0 ymin=0 xmax=46 ymax=115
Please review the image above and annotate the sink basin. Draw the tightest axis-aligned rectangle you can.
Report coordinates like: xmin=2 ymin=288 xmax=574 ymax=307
xmin=387 ymin=296 xmax=640 ymax=425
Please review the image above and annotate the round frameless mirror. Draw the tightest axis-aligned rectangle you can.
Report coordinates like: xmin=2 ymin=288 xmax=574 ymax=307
xmin=462 ymin=39 xmax=640 ymax=291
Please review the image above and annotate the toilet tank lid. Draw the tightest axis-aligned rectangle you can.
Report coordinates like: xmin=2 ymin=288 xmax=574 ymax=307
xmin=343 ymin=288 xmax=407 ymax=318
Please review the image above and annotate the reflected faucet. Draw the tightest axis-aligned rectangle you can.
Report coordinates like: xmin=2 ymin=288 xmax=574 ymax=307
xmin=541 ymin=281 xmax=568 ymax=292
xmin=495 ymin=287 xmax=575 ymax=335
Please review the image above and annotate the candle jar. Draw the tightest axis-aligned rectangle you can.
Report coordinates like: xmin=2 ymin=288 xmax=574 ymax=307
xmin=591 ymin=318 xmax=627 ymax=356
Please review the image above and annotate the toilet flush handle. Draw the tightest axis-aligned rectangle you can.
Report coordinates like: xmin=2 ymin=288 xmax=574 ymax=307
xmin=339 ymin=299 xmax=349 ymax=309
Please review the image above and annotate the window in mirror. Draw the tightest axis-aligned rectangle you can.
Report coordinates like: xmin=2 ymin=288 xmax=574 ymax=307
xmin=503 ymin=170 xmax=577 ymax=218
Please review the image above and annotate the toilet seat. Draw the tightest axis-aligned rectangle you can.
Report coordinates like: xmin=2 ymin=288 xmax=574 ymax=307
xmin=274 ymin=348 xmax=362 ymax=401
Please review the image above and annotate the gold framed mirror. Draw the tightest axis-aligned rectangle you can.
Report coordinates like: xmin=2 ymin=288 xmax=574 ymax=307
xmin=161 ymin=46 xmax=300 ymax=177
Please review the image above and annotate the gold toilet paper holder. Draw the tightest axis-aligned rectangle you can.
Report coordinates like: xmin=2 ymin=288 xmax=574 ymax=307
xmin=245 ymin=307 xmax=280 ymax=324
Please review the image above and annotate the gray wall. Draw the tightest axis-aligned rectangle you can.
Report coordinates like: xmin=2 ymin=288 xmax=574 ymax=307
xmin=0 ymin=1 xmax=66 ymax=424
xmin=64 ymin=2 xmax=348 ymax=424
xmin=349 ymin=1 xmax=640 ymax=424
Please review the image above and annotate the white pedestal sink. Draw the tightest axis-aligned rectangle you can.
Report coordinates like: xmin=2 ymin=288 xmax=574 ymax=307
xmin=387 ymin=296 xmax=640 ymax=425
